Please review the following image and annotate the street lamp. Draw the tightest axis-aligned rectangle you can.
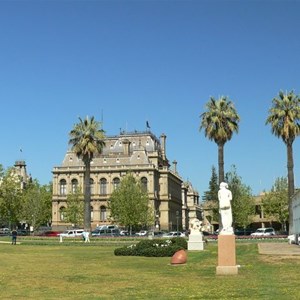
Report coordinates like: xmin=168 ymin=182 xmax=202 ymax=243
xmin=176 ymin=211 xmax=179 ymax=234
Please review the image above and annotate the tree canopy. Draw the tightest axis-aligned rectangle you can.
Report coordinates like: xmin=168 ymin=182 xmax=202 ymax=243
xmin=200 ymin=96 xmax=240 ymax=183
xmin=0 ymin=167 xmax=23 ymax=229
xmin=225 ymin=166 xmax=255 ymax=229
xmin=21 ymin=180 xmax=52 ymax=232
xmin=262 ymin=177 xmax=289 ymax=230
xmin=65 ymin=187 xmax=84 ymax=228
xmin=108 ymin=173 xmax=153 ymax=233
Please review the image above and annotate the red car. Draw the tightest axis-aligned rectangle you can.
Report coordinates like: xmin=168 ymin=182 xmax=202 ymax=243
xmin=39 ymin=231 xmax=61 ymax=237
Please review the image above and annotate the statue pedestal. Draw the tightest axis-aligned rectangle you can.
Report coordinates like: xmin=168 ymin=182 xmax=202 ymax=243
xmin=188 ymin=233 xmax=205 ymax=251
xmin=216 ymin=234 xmax=238 ymax=275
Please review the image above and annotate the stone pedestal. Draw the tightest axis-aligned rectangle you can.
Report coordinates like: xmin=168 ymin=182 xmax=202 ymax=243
xmin=216 ymin=234 xmax=238 ymax=275
xmin=188 ymin=233 xmax=205 ymax=251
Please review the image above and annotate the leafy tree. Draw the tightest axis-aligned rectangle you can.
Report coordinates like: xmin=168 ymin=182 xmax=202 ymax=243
xmin=225 ymin=166 xmax=255 ymax=229
xmin=266 ymin=90 xmax=300 ymax=233
xmin=65 ymin=187 xmax=84 ymax=228
xmin=108 ymin=173 xmax=153 ymax=234
xmin=203 ymin=166 xmax=219 ymax=224
xmin=69 ymin=116 xmax=105 ymax=231
xmin=200 ymin=96 xmax=240 ymax=183
xmin=203 ymin=166 xmax=219 ymax=201
xmin=21 ymin=180 xmax=52 ymax=232
xmin=0 ymin=167 xmax=23 ymax=228
xmin=262 ymin=177 xmax=288 ymax=230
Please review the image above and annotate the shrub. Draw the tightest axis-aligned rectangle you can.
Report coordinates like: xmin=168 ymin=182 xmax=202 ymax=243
xmin=114 ymin=237 xmax=187 ymax=257
xmin=170 ymin=237 xmax=187 ymax=249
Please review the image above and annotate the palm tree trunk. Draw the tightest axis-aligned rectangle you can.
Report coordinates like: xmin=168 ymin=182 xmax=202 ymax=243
xmin=217 ymin=142 xmax=225 ymax=231
xmin=84 ymin=159 xmax=91 ymax=231
xmin=218 ymin=143 xmax=225 ymax=184
xmin=287 ymin=142 xmax=295 ymax=234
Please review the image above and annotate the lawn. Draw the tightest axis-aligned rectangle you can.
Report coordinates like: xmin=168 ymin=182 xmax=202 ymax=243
xmin=0 ymin=239 xmax=299 ymax=299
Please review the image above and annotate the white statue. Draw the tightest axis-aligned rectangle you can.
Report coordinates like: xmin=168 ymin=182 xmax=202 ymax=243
xmin=218 ymin=182 xmax=233 ymax=234
xmin=189 ymin=218 xmax=202 ymax=235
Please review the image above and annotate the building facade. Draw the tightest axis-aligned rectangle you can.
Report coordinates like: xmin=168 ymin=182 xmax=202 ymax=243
xmin=52 ymin=130 xmax=201 ymax=231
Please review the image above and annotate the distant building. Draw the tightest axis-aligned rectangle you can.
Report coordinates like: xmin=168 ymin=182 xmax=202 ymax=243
xmin=51 ymin=130 xmax=201 ymax=231
xmin=13 ymin=160 xmax=31 ymax=189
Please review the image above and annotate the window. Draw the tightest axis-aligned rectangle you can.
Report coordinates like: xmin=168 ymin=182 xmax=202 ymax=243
xmin=113 ymin=178 xmax=120 ymax=190
xmin=100 ymin=206 xmax=107 ymax=221
xmin=59 ymin=179 xmax=67 ymax=195
xmin=141 ymin=177 xmax=148 ymax=192
xmin=100 ymin=178 xmax=107 ymax=195
xmin=71 ymin=179 xmax=78 ymax=193
xmin=91 ymin=206 xmax=94 ymax=221
xmin=59 ymin=207 xmax=66 ymax=221
xmin=90 ymin=178 xmax=94 ymax=194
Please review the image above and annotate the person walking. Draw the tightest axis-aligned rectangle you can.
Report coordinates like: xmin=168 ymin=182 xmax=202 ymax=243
xmin=82 ymin=230 xmax=90 ymax=243
xmin=11 ymin=229 xmax=17 ymax=245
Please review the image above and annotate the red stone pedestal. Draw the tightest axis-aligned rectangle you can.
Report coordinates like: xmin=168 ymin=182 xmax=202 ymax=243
xmin=216 ymin=234 xmax=238 ymax=275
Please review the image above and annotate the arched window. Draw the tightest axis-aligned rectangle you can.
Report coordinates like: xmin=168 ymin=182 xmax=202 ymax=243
xmin=91 ymin=206 xmax=94 ymax=221
xmin=90 ymin=178 xmax=94 ymax=194
xmin=100 ymin=206 xmax=107 ymax=221
xmin=59 ymin=179 xmax=67 ymax=195
xmin=112 ymin=178 xmax=120 ymax=190
xmin=59 ymin=206 xmax=66 ymax=221
xmin=71 ymin=178 xmax=78 ymax=193
xmin=141 ymin=177 xmax=148 ymax=192
xmin=100 ymin=178 xmax=107 ymax=195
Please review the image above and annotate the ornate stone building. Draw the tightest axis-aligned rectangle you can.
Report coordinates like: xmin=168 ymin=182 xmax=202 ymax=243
xmin=52 ymin=130 xmax=201 ymax=231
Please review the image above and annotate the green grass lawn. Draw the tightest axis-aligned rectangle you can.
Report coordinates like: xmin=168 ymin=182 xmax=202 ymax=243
xmin=0 ymin=239 xmax=299 ymax=300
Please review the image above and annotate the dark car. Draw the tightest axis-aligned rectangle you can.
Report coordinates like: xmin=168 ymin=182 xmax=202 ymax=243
xmin=17 ymin=229 xmax=29 ymax=236
xmin=234 ymin=229 xmax=255 ymax=236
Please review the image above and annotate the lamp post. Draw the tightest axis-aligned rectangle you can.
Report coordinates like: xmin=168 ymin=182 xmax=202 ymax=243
xmin=176 ymin=210 xmax=179 ymax=234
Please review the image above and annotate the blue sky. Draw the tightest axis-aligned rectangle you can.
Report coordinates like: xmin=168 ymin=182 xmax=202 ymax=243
xmin=1 ymin=0 xmax=300 ymax=197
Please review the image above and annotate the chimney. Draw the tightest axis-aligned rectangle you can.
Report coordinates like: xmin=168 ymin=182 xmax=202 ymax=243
xmin=160 ymin=133 xmax=166 ymax=160
xmin=173 ymin=160 xmax=177 ymax=174
xmin=122 ymin=139 xmax=130 ymax=156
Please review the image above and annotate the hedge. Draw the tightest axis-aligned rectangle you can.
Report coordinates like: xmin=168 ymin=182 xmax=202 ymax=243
xmin=114 ymin=237 xmax=187 ymax=257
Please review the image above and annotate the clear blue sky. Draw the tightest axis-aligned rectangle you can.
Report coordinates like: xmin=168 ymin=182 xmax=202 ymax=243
xmin=1 ymin=0 xmax=300 ymax=197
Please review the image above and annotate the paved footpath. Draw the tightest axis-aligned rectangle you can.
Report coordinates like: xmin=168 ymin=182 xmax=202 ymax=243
xmin=258 ymin=242 xmax=300 ymax=255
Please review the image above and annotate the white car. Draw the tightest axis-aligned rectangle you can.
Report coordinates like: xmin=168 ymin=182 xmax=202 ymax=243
xmin=163 ymin=231 xmax=186 ymax=238
xmin=251 ymin=227 xmax=275 ymax=237
xmin=135 ymin=230 xmax=148 ymax=236
xmin=59 ymin=229 xmax=84 ymax=238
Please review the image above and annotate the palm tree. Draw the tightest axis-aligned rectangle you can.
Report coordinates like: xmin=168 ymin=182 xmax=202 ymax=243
xmin=266 ymin=90 xmax=300 ymax=233
xmin=69 ymin=116 xmax=105 ymax=231
xmin=200 ymin=96 xmax=240 ymax=183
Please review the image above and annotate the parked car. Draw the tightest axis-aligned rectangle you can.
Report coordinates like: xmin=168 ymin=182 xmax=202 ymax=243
xmin=17 ymin=229 xmax=30 ymax=236
xmin=39 ymin=230 xmax=61 ymax=237
xmin=163 ymin=231 xmax=186 ymax=238
xmin=251 ymin=227 xmax=275 ymax=237
xmin=92 ymin=228 xmax=120 ymax=237
xmin=96 ymin=225 xmax=119 ymax=231
xmin=59 ymin=229 xmax=84 ymax=238
xmin=119 ymin=230 xmax=129 ymax=236
xmin=234 ymin=228 xmax=255 ymax=236
xmin=135 ymin=230 xmax=148 ymax=236
xmin=0 ymin=228 xmax=10 ymax=236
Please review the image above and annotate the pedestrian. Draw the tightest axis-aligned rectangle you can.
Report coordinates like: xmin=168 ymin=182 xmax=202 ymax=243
xmin=11 ymin=229 xmax=17 ymax=245
xmin=82 ymin=231 xmax=90 ymax=243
